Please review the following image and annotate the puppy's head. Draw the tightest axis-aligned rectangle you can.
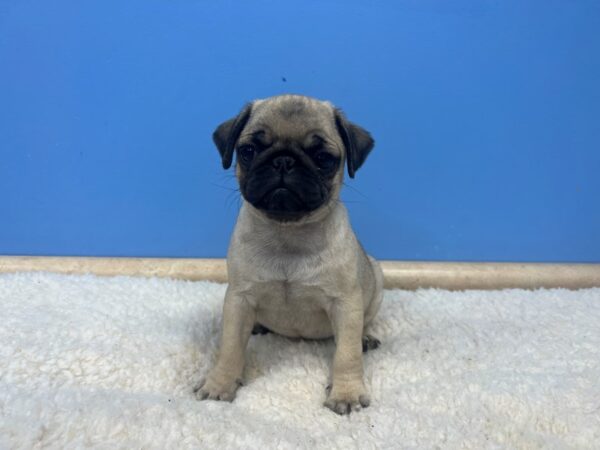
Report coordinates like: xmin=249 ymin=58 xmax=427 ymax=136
xmin=213 ymin=95 xmax=374 ymax=222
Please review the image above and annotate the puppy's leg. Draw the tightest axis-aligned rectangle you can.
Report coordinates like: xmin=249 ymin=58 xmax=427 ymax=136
xmin=195 ymin=289 xmax=255 ymax=402
xmin=324 ymin=303 xmax=370 ymax=414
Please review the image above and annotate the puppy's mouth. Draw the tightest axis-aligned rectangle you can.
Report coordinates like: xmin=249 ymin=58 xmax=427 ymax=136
xmin=257 ymin=185 xmax=306 ymax=219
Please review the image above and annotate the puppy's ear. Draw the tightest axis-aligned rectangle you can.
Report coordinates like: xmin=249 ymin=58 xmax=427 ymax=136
xmin=212 ymin=103 xmax=253 ymax=169
xmin=334 ymin=109 xmax=375 ymax=178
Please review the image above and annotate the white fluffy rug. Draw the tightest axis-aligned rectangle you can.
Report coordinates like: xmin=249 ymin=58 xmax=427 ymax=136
xmin=1 ymin=272 xmax=599 ymax=449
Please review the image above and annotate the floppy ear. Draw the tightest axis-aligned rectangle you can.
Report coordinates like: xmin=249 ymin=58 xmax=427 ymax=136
xmin=334 ymin=109 xmax=375 ymax=178
xmin=212 ymin=103 xmax=253 ymax=169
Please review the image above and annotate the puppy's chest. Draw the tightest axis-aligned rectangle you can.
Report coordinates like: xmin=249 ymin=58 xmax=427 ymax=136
xmin=250 ymin=279 xmax=328 ymax=308
xmin=243 ymin=280 xmax=333 ymax=338
xmin=245 ymin=243 xmax=326 ymax=283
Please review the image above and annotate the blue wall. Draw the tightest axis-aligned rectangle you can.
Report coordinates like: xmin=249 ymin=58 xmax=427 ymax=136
xmin=1 ymin=1 xmax=599 ymax=262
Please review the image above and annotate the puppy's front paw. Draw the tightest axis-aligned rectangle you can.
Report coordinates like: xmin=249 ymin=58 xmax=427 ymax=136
xmin=324 ymin=383 xmax=370 ymax=415
xmin=194 ymin=374 xmax=243 ymax=402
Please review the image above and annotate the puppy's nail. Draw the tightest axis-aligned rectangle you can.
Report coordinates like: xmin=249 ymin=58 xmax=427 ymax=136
xmin=334 ymin=402 xmax=349 ymax=415
xmin=359 ymin=395 xmax=371 ymax=408
xmin=219 ymin=393 xmax=235 ymax=402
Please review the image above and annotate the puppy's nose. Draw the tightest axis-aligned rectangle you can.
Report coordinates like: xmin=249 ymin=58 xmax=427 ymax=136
xmin=272 ymin=155 xmax=296 ymax=173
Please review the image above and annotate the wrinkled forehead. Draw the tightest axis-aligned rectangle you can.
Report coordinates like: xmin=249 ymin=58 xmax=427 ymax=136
xmin=243 ymin=96 xmax=340 ymax=147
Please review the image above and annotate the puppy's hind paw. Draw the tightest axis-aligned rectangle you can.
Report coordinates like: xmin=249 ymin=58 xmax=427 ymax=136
xmin=251 ymin=324 xmax=272 ymax=335
xmin=362 ymin=334 xmax=381 ymax=353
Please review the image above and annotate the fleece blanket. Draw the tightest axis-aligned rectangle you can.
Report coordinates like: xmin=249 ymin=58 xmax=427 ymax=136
xmin=0 ymin=272 xmax=599 ymax=449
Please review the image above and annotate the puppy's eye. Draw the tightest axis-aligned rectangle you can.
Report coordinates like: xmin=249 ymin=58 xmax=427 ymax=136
xmin=238 ymin=145 xmax=255 ymax=163
xmin=315 ymin=152 xmax=336 ymax=170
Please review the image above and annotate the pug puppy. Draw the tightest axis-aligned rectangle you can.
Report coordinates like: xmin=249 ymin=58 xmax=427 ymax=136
xmin=195 ymin=95 xmax=383 ymax=414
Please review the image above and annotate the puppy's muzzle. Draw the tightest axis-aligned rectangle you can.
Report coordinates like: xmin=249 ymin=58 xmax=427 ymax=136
xmin=242 ymin=149 xmax=329 ymax=221
xmin=259 ymin=154 xmax=303 ymax=212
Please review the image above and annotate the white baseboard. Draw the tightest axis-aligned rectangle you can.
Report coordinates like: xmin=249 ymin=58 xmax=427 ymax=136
xmin=1 ymin=256 xmax=599 ymax=290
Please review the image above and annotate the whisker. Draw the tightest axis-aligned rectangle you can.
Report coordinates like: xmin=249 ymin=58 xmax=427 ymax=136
xmin=342 ymin=182 xmax=367 ymax=199
xmin=219 ymin=173 xmax=237 ymax=181
xmin=210 ymin=182 xmax=239 ymax=193
xmin=338 ymin=199 xmax=363 ymax=205
xmin=226 ymin=189 xmax=242 ymax=210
